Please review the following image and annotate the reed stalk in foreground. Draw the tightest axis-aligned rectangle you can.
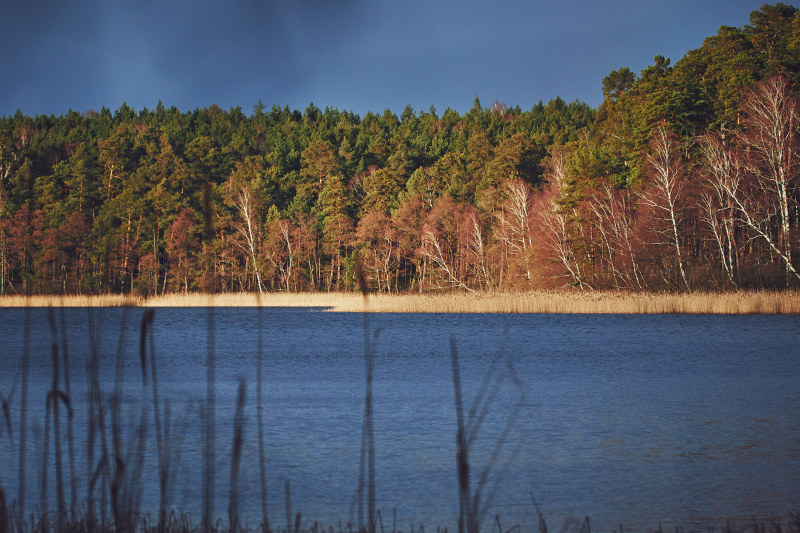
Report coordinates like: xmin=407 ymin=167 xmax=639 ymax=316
xmin=109 ymin=307 xmax=128 ymax=531
xmin=203 ymin=297 xmax=216 ymax=533
xmin=284 ymin=479 xmax=292 ymax=533
xmin=18 ymin=304 xmax=30 ymax=524
xmin=140 ymin=308 xmax=173 ymax=533
xmin=450 ymin=335 xmax=526 ymax=533
xmin=86 ymin=306 xmax=113 ymax=528
xmin=42 ymin=308 xmax=69 ymax=524
xmin=109 ymin=306 xmax=150 ymax=532
xmin=59 ymin=305 xmax=78 ymax=514
xmin=356 ymin=263 xmax=377 ymax=533
xmin=450 ymin=338 xmax=473 ymax=533
xmin=255 ymin=292 xmax=270 ymax=532
xmin=229 ymin=379 xmax=246 ymax=532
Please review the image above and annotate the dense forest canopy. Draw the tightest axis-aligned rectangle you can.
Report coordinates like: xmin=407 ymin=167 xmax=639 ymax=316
xmin=1 ymin=3 xmax=799 ymax=295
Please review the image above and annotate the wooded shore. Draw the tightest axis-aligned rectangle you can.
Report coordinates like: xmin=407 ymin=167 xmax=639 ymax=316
xmin=0 ymin=290 xmax=797 ymax=314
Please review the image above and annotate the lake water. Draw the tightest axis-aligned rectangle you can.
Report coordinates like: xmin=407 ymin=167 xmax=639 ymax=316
xmin=0 ymin=308 xmax=798 ymax=532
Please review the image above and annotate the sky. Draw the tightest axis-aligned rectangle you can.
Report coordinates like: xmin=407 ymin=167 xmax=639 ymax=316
xmin=0 ymin=0 xmax=784 ymax=118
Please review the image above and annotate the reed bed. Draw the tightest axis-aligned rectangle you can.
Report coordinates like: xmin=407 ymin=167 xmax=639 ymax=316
xmin=1 ymin=290 xmax=798 ymax=314
xmin=358 ymin=289 xmax=800 ymax=314
xmin=0 ymin=293 xmax=140 ymax=307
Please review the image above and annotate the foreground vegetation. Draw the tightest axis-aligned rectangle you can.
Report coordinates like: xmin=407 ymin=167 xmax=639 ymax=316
xmin=0 ymin=290 xmax=798 ymax=314
xmin=1 ymin=4 xmax=799 ymax=296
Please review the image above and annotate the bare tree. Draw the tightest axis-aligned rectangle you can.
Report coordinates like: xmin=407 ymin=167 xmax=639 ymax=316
xmin=537 ymin=150 xmax=592 ymax=289
xmin=420 ymin=196 xmax=475 ymax=292
xmin=421 ymin=229 xmax=475 ymax=293
xmin=264 ymin=218 xmax=295 ymax=291
xmin=495 ymin=179 xmax=534 ymax=280
xmin=735 ymin=75 xmax=800 ymax=284
xmin=462 ymin=209 xmax=492 ymax=289
xmin=640 ymin=124 xmax=691 ymax=290
xmin=588 ymin=181 xmax=644 ymax=288
xmin=697 ymin=131 xmax=743 ymax=286
xmin=227 ymin=179 xmax=265 ymax=292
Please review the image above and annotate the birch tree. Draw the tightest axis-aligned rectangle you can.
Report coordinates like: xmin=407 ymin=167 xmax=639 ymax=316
xmin=537 ymin=150 xmax=592 ymax=289
xmin=226 ymin=177 xmax=265 ymax=293
xmin=639 ymin=124 xmax=690 ymax=290
xmin=734 ymin=75 xmax=800 ymax=283
xmin=421 ymin=195 xmax=474 ymax=292
xmin=495 ymin=179 xmax=534 ymax=281
xmin=697 ymin=131 xmax=743 ymax=286
xmin=461 ymin=208 xmax=492 ymax=289
xmin=264 ymin=218 xmax=295 ymax=291
xmin=588 ymin=181 xmax=644 ymax=288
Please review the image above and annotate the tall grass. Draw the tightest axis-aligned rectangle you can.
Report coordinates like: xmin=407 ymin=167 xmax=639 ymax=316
xmin=1 ymin=290 xmax=798 ymax=314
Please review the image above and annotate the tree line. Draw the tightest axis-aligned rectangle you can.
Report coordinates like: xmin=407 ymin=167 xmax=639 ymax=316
xmin=1 ymin=3 xmax=798 ymax=295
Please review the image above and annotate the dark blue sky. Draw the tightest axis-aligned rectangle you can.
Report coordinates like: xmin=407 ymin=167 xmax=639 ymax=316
xmin=0 ymin=1 xmax=777 ymax=117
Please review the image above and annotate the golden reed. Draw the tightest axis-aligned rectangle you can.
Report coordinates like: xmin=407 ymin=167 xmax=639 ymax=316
xmin=0 ymin=290 xmax=798 ymax=313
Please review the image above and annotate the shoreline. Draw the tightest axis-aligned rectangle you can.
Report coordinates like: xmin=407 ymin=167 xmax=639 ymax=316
xmin=0 ymin=290 xmax=797 ymax=314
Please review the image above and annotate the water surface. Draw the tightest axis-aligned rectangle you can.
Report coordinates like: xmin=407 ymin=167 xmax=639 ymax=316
xmin=0 ymin=308 xmax=798 ymax=531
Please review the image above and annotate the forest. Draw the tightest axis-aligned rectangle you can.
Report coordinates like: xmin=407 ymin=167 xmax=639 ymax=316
xmin=1 ymin=3 xmax=799 ymax=296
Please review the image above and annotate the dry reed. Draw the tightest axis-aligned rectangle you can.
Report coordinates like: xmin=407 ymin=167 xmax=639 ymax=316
xmin=2 ymin=290 xmax=797 ymax=314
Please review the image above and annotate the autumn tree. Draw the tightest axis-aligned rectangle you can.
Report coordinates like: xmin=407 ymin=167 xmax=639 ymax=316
xmin=36 ymin=212 xmax=89 ymax=293
xmin=263 ymin=215 xmax=296 ymax=291
xmin=356 ymin=210 xmax=398 ymax=292
xmin=167 ymin=207 xmax=200 ymax=293
xmin=392 ymin=194 xmax=429 ymax=291
xmin=420 ymin=195 xmax=473 ymax=292
xmin=0 ymin=207 xmax=41 ymax=293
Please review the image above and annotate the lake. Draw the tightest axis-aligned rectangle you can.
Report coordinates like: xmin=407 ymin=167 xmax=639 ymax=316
xmin=0 ymin=308 xmax=798 ymax=532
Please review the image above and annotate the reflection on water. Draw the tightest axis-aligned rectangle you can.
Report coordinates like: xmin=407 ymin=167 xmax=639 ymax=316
xmin=0 ymin=308 xmax=798 ymax=531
